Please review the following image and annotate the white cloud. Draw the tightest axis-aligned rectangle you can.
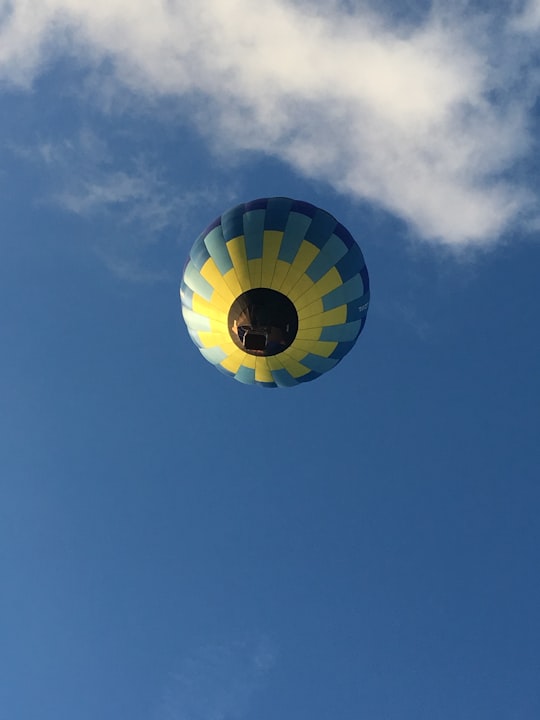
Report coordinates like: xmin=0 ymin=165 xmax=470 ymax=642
xmin=7 ymin=129 xmax=230 ymax=281
xmin=0 ymin=0 xmax=539 ymax=245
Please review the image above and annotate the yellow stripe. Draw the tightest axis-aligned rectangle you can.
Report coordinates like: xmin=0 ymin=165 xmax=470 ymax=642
xmin=277 ymin=351 xmax=311 ymax=378
xmin=270 ymin=259 xmax=291 ymax=291
xmin=208 ymin=319 xmax=229 ymax=335
xmin=197 ymin=330 xmax=234 ymax=349
xmin=297 ymin=299 xmax=323 ymax=321
xmin=192 ymin=293 xmax=228 ymax=324
xmin=292 ymin=340 xmax=338 ymax=357
xmin=281 ymin=345 xmax=307 ymax=362
xmin=227 ymin=236 xmax=251 ymax=292
xmin=239 ymin=354 xmax=256 ymax=370
xmin=255 ymin=357 xmax=274 ymax=383
xmin=300 ymin=305 xmax=347 ymax=328
xmin=279 ymin=241 xmax=319 ymax=295
xmin=200 ymin=258 xmax=235 ymax=304
xmin=295 ymin=327 xmax=322 ymax=341
xmin=221 ymin=267 xmax=243 ymax=300
xmin=261 ymin=231 xmax=283 ymax=287
xmin=220 ymin=349 xmax=246 ymax=374
xmin=266 ymin=355 xmax=285 ymax=371
xmin=287 ymin=273 xmax=314 ymax=304
xmin=248 ymin=258 xmax=262 ymax=288
xmin=295 ymin=267 xmax=343 ymax=310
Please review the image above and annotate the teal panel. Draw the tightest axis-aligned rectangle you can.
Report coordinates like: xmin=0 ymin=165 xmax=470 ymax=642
xmin=304 ymin=208 xmax=337 ymax=249
xmin=182 ymin=308 xmax=212 ymax=333
xmin=322 ymin=274 xmax=365 ymax=311
xmin=204 ymin=225 xmax=233 ymax=274
xmin=320 ymin=320 xmax=362 ymax=342
xmin=183 ymin=261 xmax=214 ymax=301
xmin=199 ymin=346 xmax=228 ymax=365
xmin=243 ymin=209 xmax=266 ymax=260
xmin=302 ymin=354 xmax=339 ymax=374
xmin=305 ymin=233 xmax=349 ymax=282
xmin=271 ymin=368 xmax=299 ymax=387
xmin=235 ymin=366 xmax=256 ymax=385
xmin=279 ymin=212 xmax=312 ymax=262
xmin=189 ymin=234 xmax=211 ymax=270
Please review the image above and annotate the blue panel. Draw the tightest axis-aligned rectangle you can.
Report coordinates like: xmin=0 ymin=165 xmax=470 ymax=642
xmin=335 ymin=243 xmax=366 ymax=282
xmin=260 ymin=381 xmax=278 ymax=388
xmin=189 ymin=233 xmax=211 ymax=270
xmin=290 ymin=199 xmax=318 ymax=218
xmin=264 ymin=197 xmax=294 ymax=230
xmin=330 ymin=340 xmax=355 ymax=360
xmin=183 ymin=262 xmax=214 ymax=301
xmin=182 ymin=308 xmax=212 ymax=333
xmin=271 ymin=368 xmax=299 ymax=387
xmin=296 ymin=370 xmax=322 ymax=384
xmin=243 ymin=209 xmax=265 ymax=260
xmin=305 ymin=233 xmax=348 ymax=282
xmin=221 ymin=204 xmax=245 ymax=241
xmin=302 ymin=353 xmax=339 ymax=374
xmin=199 ymin=346 xmax=228 ymax=365
xmin=196 ymin=215 xmax=222 ymax=244
xmin=304 ymin=209 xmax=337 ymax=249
xmin=235 ymin=366 xmax=256 ymax=385
xmin=360 ymin=265 xmax=370 ymax=294
xmin=204 ymin=225 xmax=233 ymax=275
xmin=320 ymin=320 xmax=362 ymax=342
xmin=244 ymin=198 xmax=268 ymax=212
xmin=279 ymin=212 xmax=312 ymax=262
xmin=345 ymin=293 xmax=370 ymax=323
xmin=322 ymin=274 xmax=365 ymax=311
xmin=333 ymin=222 xmax=356 ymax=249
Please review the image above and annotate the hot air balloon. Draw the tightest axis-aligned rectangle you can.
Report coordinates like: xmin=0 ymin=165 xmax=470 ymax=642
xmin=180 ymin=197 xmax=369 ymax=387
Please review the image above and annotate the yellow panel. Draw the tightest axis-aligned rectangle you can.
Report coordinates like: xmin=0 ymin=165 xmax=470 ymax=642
xmin=266 ymin=355 xmax=285 ymax=371
xmin=222 ymin=267 xmax=243 ymax=300
xmin=261 ymin=231 xmax=283 ymax=287
xmin=239 ymin=354 xmax=256 ymax=370
xmin=209 ymin=319 xmax=229 ymax=335
xmin=192 ymin=293 xmax=228 ymax=324
xmin=295 ymin=327 xmax=323 ymax=341
xmin=200 ymin=258 xmax=235 ymax=303
xmin=282 ymin=346 xmax=309 ymax=362
xmin=287 ymin=273 xmax=314 ymax=304
xmin=277 ymin=352 xmax=311 ymax=378
xmin=227 ymin=236 xmax=251 ymax=292
xmin=248 ymin=258 xmax=262 ymax=288
xmin=255 ymin=357 xmax=274 ymax=383
xmin=217 ymin=339 xmax=238 ymax=355
xmin=295 ymin=267 xmax=343 ymax=310
xmin=297 ymin=299 xmax=323 ymax=321
xmin=220 ymin=350 xmax=246 ymax=374
xmin=270 ymin=259 xmax=292 ymax=291
xmin=279 ymin=241 xmax=319 ymax=296
xmin=197 ymin=330 xmax=230 ymax=348
xmin=292 ymin=340 xmax=338 ymax=357
xmin=300 ymin=305 xmax=347 ymax=328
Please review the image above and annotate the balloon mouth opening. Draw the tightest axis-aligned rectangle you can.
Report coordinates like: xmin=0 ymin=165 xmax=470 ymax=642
xmin=228 ymin=288 xmax=298 ymax=356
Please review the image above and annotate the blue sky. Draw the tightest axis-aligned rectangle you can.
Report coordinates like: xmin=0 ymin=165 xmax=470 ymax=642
xmin=1 ymin=1 xmax=539 ymax=719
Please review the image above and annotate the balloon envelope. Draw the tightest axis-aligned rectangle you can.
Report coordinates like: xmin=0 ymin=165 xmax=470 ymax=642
xmin=180 ymin=197 xmax=369 ymax=387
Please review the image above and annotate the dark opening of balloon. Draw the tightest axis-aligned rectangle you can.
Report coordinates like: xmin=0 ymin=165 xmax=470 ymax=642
xmin=228 ymin=288 xmax=298 ymax=356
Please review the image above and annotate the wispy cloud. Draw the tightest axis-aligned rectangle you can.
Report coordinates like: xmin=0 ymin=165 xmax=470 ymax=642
xmin=1 ymin=0 xmax=539 ymax=245
xmin=157 ymin=638 xmax=276 ymax=720
xmin=7 ymin=128 xmax=228 ymax=281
